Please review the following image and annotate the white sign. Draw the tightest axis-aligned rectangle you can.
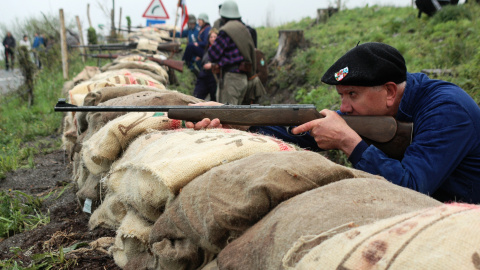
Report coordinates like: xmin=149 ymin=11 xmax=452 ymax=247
xmin=142 ymin=0 xmax=170 ymax=19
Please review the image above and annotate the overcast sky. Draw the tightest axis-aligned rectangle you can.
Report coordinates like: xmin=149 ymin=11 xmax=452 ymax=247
xmin=1 ymin=0 xmax=416 ymax=36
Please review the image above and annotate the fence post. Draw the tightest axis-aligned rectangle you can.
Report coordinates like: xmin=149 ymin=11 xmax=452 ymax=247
xmin=76 ymin=16 xmax=86 ymax=63
xmin=59 ymin=9 xmax=69 ymax=80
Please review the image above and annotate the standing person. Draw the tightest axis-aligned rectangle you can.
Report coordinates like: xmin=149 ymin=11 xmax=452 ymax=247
xmin=2 ymin=31 xmax=16 ymax=71
xmin=208 ymin=0 xmax=256 ymax=105
xmin=32 ymin=33 xmax=45 ymax=69
xmin=187 ymin=42 xmax=480 ymax=204
xmin=19 ymin=35 xmax=31 ymax=50
xmin=173 ymin=14 xmax=199 ymax=45
xmin=193 ymin=28 xmax=218 ymax=101
xmin=182 ymin=13 xmax=212 ymax=76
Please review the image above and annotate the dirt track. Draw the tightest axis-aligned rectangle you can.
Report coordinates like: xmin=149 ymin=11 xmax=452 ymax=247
xmin=0 ymin=134 xmax=120 ymax=269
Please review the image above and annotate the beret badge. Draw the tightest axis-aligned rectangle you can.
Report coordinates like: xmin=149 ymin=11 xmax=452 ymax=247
xmin=335 ymin=67 xmax=349 ymax=81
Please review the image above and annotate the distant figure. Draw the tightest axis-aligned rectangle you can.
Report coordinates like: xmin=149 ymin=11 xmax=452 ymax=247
xmin=193 ymin=28 xmax=219 ymax=101
xmin=32 ymin=33 xmax=45 ymax=69
xmin=182 ymin=12 xmax=212 ymax=76
xmin=19 ymin=35 xmax=32 ymax=50
xmin=172 ymin=14 xmax=200 ymax=45
xmin=2 ymin=31 xmax=16 ymax=71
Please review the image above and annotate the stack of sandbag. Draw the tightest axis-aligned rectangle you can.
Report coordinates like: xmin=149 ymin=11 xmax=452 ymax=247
xmin=119 ymin=151 xmax=384 ymax=270
xmin=127 ymin=27 xmax=171 ymax=43
xmin=71 ymin=89 xmax=201 ymax=206
xmin=89 ymin=129 xmax=300 ymax=268
xmin=100 ymin=53 xmax=169 ymax=83
xmin=290 ymin=202 xmax=480 ymax=270
xmin=214 ymin=177 xmax=441 ymax=270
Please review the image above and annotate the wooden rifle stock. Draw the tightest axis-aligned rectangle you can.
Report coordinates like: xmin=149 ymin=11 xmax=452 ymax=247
xmin=81 ymin=53 xmax=183 ymax=72
xmin=54 ymin=99 xmax=412 ymax=160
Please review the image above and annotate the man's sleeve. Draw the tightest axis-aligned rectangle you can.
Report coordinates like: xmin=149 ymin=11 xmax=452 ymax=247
xmin=248 ymin=126 xmax=322 ymax=151
xmin=351 ymin=102 xmax=475 ymax=195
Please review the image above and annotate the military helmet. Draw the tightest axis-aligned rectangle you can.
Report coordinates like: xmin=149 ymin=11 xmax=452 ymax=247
xmin=188 ymin=14 xmax=197 ymax=23
xmin=198 ymin=13 xmax=210 ymax=24
xmin=219 ymin=0 xmax=241 ymax=19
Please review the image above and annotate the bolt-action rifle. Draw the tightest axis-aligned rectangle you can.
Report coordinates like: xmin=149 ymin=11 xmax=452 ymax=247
xmin=80 ymin=53 xmax=184 ymax=72
xmin=54 ymin=99 xmax=413 ymax=160
xmin=70 ymin=42 xmax=182 ymax=53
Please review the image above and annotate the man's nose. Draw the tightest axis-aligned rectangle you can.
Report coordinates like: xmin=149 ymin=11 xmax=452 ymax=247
xmin=340 ymin=101 xmax=352 ymax=114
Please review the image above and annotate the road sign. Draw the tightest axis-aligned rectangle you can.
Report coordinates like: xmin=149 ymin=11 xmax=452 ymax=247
xmin=142 ymin=0 xmax=170 ymax=19
xmin=146 ymin=19 xmax=166 ymax=26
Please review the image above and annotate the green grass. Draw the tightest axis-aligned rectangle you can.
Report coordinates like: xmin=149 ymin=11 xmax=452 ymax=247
xmin=0 ymin=49 xmax=91 ymax=179
xmin=254 ymin=3 xmax=480 ymax=106
xmin=0 ymin=190 xmax=50 ymax=238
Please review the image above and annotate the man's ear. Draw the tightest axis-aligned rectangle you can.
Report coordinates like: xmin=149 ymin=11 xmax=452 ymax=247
xmin=384 ymin=82 xmax=398 ymax=107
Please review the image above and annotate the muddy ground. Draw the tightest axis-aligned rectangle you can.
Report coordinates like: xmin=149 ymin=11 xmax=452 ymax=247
xmin=0 ymin=134 xmax=120 ymax=269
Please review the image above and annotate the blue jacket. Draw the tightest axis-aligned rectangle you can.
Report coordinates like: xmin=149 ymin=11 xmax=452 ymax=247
xmin=32 ymin=36 xmax=44 ymax=49
xmin=249 ymin=73 xmax=480 ymax=203
xmin=196 ymin=25 xmax=211 ymax=50
xmin=173 ymin=24 xmax=200 ymax=44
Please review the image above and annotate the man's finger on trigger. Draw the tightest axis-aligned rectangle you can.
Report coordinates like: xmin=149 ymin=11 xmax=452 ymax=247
xmin=291 ymin=122 xmax=310 ymax=134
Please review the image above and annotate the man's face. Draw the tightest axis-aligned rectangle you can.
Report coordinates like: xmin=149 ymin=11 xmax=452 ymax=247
xmin=336 ymin=85 xmax=389 ymax=116
xmin=188 ymin=22 xmax=196 ymax=29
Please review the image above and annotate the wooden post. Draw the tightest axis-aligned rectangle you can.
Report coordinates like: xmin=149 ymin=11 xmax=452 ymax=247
xmin=272 ymin=30 xmax=306 ymax=66
xmin=316 ymin=7 xmax=339 ymax=24
xmin=59 ymin=9 xmax=69 ymax=80
xmin=118 ymin=7 xmax=122 ymax=36
xmin=76 ymin=16 xmax=86 ymax=63
xmin=87 ymin=4 xmax=92 ymax=28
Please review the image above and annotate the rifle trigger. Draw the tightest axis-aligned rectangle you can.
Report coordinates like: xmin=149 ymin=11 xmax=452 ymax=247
xmin=286 ymin=126 xmax=306 ymax=136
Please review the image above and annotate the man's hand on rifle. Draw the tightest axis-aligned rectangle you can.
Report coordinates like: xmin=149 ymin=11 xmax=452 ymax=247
xmin=184 ymin=102 xmax=250 ymax=131
xmin=291 ymin=109 xmax=362 ymax=156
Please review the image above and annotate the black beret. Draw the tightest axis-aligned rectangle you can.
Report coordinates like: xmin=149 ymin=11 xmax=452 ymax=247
xmin=321 ymin=42 xmax=407 ymax=86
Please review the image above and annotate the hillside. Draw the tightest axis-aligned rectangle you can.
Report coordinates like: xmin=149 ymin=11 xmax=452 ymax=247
xmin=256 ymin=3 xmax=480 ymax=108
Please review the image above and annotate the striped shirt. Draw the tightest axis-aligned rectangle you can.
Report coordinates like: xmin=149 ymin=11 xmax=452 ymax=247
xmin=208 ymin=31 xmax=244 ymax=73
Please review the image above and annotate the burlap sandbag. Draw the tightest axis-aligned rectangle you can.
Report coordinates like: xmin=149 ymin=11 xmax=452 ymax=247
xmin=72 ymin=66 xmax=101 ymax=84
xmin=146 ymin=152 xmax=380 ymax=270
xmin=62 ymin=80 xmax=75 ymax=98
xmin=80 ymin=90 xmax=201 ymax=173
xmin=76 ymin=87 xmax=197 ymax=134
xmin=68 ymin=74 xmax=166 ymax=106
xmin=101 ymin=62 xmax=168 ymax=85
xmin=110 ymin=210 xmax=154 ymax=268
xmin=91 ymin=128 xmax=298 ymax=230
xmin=90 ymin=68 xmax=166 ymax=85
xmin=82 ymin=112 xmax=183 ymax=175
xmin=137 ymin=39 xmax=159 ymax=52
xmin=89 ymin=192 xmax=127 ymax=230
xmin=215 ymin=178 xmax=441 ymax=270
xmin=292 ymin=202 xmax=480 ymax=270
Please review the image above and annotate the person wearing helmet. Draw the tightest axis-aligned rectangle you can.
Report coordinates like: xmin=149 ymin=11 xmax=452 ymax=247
xmin=182 ymin=12 xmax=213 ymax=76
xmin=172 ymin=14 xmax=200 ymax=45
xmin=207 ymin=0 xmax=257 ymax=105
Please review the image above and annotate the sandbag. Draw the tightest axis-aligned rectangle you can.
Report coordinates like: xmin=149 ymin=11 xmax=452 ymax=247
xmin=216 ymin=178 xmax=441 ymax=270
xmin=101 ymin=61 xmax=168 ymax=84
xmin=72 ymin=66 xmax=101 ymax=84
xmin=96 ymin=129 xmax=298 ymax=225
xmin=75 ymin=87 xmax=176 ymax=134
xmin=293 ymin=202 xmax=480 ymax=270
xmin=82 ymin=112 xmax=183 ymax=175
xmin=110 ymin=210 xmax=154 ymax=268
xmin=147 ymin=152 xmax=381 ymax=270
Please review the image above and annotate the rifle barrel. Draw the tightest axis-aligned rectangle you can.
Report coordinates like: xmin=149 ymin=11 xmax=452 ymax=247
xmin=54 ymin=99 xmax=412 ymax=160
